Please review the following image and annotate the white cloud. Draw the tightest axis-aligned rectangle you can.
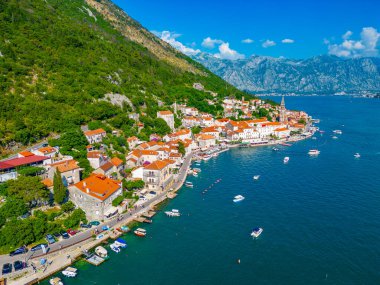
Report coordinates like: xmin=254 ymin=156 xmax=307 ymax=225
xmin=242 ymin=38 xmax=254 ymax=44
xmin=328 ymin=27 xmax=380 ymax=58
xmin=201 ymin=37 xmax=224 ymax=49
xmin=282 ymin=38 xmax=295 ymax=44
xmin=154 ymin=30 xmax=201 ymax=56
xmin=262 ymin=40 xmax=276 ymax=48
xmin=214 ymin=42 xmax=245 ymax=60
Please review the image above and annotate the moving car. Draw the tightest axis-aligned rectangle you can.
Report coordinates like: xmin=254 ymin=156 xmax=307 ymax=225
xmin=9 ymin=246 xmax=28 ymax=256
xmin=2 ymin=263 xmax=12 ymax=274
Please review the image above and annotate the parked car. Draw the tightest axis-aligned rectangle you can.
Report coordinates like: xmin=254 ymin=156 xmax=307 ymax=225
xmin=61 ymin=232 xmax=70 ymax=239
xmin=46 ymin=234 xmax=56 ymax=244
xmin=80 ymin=223 xmax=92 ymax=229
xmin=89 ymin=221 xmax=100 ymax=226
xmin=149 ymin=191 xmax=157 ymax=195
xmin=13 ymin=261 xmax=25 ymax=271
xmin=30 ymin=243 xmax=48 ymax=252
xmin=53 ymin=232 xmax=61 ymax=238
xmin=2 ymin=263 xmax=12 ymax=275
xmin=9 ymin=246 xmax=28 ymax=256
xmin=67 ymin=229 xmax=77 ymax=236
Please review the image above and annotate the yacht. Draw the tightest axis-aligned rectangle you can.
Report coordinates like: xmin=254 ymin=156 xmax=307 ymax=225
xmin=233 ymin=195 xmax=245 ymax=203
xmin=333 ymin=130 xmax=343 ymax=134
xmin=134 ymin=228 xmax=147 ymax=237
xmin=110 ymin=243 xmax=121 ymax=253
xmin=114 ymin=238 xmax=127 ymax=248
xmin=253 ymin=175 xmax=260 ymax=180
xmin=354 ymin=153 xmax=361 ymax=158
xmin=165 ymin=209 xmax=181 ymax=217
xmin=308 ymin=149 xmax=320 ymax=155
xmin=50 ymin=277 xmax=64 ymax=285
xmin=251 ymin=227 xmax=263 ymax=238
xmin=185 ymin=181 xmax=194 ymax=188
xmin=283 ymin=157 xmax=290 ymax=163
xmin=95 ymin=246 xmax=108 ymax=258
xmin=62 ymin=267 xmax=77 ymax=278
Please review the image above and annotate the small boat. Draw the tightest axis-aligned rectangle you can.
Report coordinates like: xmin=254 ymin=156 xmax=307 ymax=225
xmin=114 ymin=238 xmax=127 ymax=248
xmin=308 ymin=149 xmax=320 ymax=155
xmin=120 ymin=225 xmax=130 ymax=232
xmin=62 ymin=267 xmax=78 ymax=278
xmin=280 ymin=142 xmax=292 ymax=146
xmin=253 ymin=175 xmax=260 ymax=180
xmin=185 ymin=181 xmax=193 ymax=188
xmin=50 ymin=277 xmax=64 ymax=285
xmin=165 ymin=209 xmax=181 ymax=217
xmin=134 ymin=228 xmax=147 ymax=237
xmin=110 ymin=243 xmax=121 ymax=253
xmin=251 ymin=227 xmax=263 ymax=238
xmin=143 ymin=219 xmax=153 ymax=224
xmin=203 ymin=155 xmax=212 ymax=161
xmin=312 ymin=137 xmax=317 ymax=140
xmin=212 ymin=153 xmax=218 ymax=157
xmin=193 ymin=172 xmax=198 ymax=177
xmin=193 ymin=168 xmax=201 ymax=173
xmin=332 ymin=136 xmax=338 ymax=139
xmin=95 ymin=246 xmax=108 ymax=258
xmin=272 ymin=147 xmax=279 ymax=151
xmin=354 ymin=153 xmax=361 ymax=158
xmin=233 ymin=195 xmax=245 ymax=203
xmin=333 ymin=130 xmax=343 ymax=134
xmin=319 ymin=130 xmax=325 ymax=133
xmin=283 ymin=157 xmax=290 ymax=163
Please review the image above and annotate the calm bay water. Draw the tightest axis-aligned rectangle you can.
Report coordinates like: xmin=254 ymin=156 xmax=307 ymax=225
xmin=44 ymin=96 xmax=380 ymax=285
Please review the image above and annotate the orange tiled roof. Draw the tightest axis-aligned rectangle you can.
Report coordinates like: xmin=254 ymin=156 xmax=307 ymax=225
xmin=111 ymin=157 xmax=123 ymax=167
xmin=38 ymin=146 xmax=56 ymax=154
xmin=275 ymin=128 xmax=289 ymax=132
xmin=198 ymin=134 xmax=215 ymax=140
xmin=144 ymin=160 xmax=169 ymax=171
xmin=51 ymin=159 xmax=80 ymax=173
xmin=41 ymin=178 xmax=53 ymax=188
xmin=73 ymin=174 xmax=121 ymax=201
xmin=127 ymin=136 xmax=138 ymax=142
xmin=84 ymin=128 xmax=106 ymax=137
xmin=87 ymin=151 xmax=103 ymax=159
xmin=19 ymin=151 xmax=35 ymax=157
xmin=158 ymin=110 xmax=173 ymax=116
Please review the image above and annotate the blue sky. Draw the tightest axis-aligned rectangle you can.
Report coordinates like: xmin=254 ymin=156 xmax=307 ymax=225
xmin=113 ymin=0 xmax=380 ymax=60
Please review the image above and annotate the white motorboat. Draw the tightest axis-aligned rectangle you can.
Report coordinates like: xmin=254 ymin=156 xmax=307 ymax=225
xmin=251 ymin=227 xmax=263 ymax=238
xmin=95 ymin=246 xmax=108 ymax=258
xmin=272 ymin=147 xmax=279 ymax=151
xmin=185 ymin=181 xmax=193 ymax=188
xmin=110 ymin=243 xmax=121 ymax=253
xmin=283 ymin=157 xmax=290 ymax=163
xmin=50 ymin=277 xmax=64 ymax=285
xmin=114 ymin=238 xmax=127 ymax=248
xmin=354 ymin=153 xmax=361 ymax=158
xmin=308 ymin=149 xmax=320 ymax=155
xmin=312 ymin=137 xmax=317 ymax=140
xmin=333 ymin=130 xmax=343 ymax=134
xmin=332 ymin=136 xmax=338 ymax=139
xmin=253 ymin=175 xmax=260 ymax=180
xmin=165 ymin=209 xmax=181 ymax=217
xmin=203 ymin=155 xmax=211 ymax=161
xmin=134 ymin=228 xmax=147 ymax=237
xmin=233 ymin=195 xmax=245 ymax=203
xmin=62 ymin=267 xmax=78 ymax=278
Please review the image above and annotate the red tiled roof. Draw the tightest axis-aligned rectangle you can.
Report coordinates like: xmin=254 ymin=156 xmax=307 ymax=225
xmin=144 ymin=160 xmax=169 ymax=171
xmin=73 ymin=174 xmax=121 ymax=201
xmin=0 ymin=155 xmax=49 ymax=170
xmin=84 ymin=128 xmax=106 ymax=137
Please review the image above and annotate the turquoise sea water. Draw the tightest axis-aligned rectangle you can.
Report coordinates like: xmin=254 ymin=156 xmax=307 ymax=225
xmin=43 ymin=96 xmax=380 ymax=285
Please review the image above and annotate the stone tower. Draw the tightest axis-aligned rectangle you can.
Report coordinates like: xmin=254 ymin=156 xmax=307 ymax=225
xmin=280 ymin=96 xmax=286 ymax=123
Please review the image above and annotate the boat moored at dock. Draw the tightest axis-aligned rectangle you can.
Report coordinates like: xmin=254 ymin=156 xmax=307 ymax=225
xmin=95 ymin=246 xmax=108 ymax=258
xmin=134 ymin=228 xmax=147 ymax=237
xmin=165 ymin=209 xmax=181 ymax=217
xmin=110 ymin=243 xmax=121 ymax=253
xmin=50 ymin=277 xmax=64 ymax=285
xmin=185 ymin=181 xmax=194 ymax=188
xmin=62 ymin=267 xmax=78 ymax=278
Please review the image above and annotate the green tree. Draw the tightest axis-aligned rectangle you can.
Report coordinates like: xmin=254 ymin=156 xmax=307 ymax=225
xmin=63 ymin=208 xmax=87 ymax=229
xmin=178 ymin=141 xmax=186 ymax=156
xmin=61 ymin=201 xmax=75 ymax=213
xmin=191 ymin=126 xmax=202 ymax=134
xmin=53 ymin=169 xmax=66 ymax=204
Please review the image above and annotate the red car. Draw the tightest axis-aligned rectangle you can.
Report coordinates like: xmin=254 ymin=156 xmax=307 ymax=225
xmin=67 ymin=229 xmax=77 ymax=236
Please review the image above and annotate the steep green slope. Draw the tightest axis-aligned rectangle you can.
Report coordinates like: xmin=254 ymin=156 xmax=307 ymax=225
xmin=0 ymin=0 xmax=248 ymax=154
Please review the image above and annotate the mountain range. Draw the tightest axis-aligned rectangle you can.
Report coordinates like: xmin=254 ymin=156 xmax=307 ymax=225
xmin=193 ymin=53 xmax=380 ymax=94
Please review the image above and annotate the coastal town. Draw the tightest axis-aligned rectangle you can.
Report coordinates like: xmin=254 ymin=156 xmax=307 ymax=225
xmin=0 ymin=88 xmax=314 ymax=284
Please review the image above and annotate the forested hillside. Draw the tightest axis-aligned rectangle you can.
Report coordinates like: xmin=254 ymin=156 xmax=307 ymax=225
xmin=0 ymin=0 xmax=249 ymax=155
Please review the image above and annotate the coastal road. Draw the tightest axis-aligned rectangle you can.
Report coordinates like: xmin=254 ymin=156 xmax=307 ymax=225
xmin=0 ymin=153 xmax=194 ymax=271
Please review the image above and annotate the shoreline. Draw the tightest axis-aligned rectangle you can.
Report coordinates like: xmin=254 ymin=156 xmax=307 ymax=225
xmin=7 ymin=134 xmax=314 ymax=284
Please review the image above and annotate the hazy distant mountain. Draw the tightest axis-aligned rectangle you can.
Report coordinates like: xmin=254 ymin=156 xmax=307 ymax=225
xmin=193 ymin=53 xmax=380 ymax=94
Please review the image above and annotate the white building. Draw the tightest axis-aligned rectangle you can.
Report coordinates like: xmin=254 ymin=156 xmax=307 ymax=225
xmin=157 ymin=111 xmax=175 ymax=130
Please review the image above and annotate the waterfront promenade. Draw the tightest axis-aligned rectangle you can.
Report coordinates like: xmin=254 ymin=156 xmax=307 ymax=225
xmin=4 ymin=153 xmax=194 ymax=284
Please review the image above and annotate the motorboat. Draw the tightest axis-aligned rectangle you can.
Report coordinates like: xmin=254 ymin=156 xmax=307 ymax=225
xmin=354 ymin=153 xmax=361 ymax=158
xmin=332 ymin=136 xmax=338 ymax=139
xmin=251 ymin=227 xmax=263 ymax=238
xmin=50 ymin=277 xmax=64 ymax=285
xmin=253 ymin=175 xmax=260 ymax=180
xmin=62 ymin=267 xmax=77 ymax=278
xmin=114 ymin=238 xmax=127 ymax=248
xmin=203 ymin=155 xmax=211 ymax=161
xmin=272 ymin=147 xmax=279 ymax=151
xmin=283 ymin=157 xmax=290 ymax=163
xmin=308 ymin=149 xmax=320 ymax=155
xmin=333 ymin=130 xmax=343 ymax=134
xmin=280 ymin=142 xmax=292 ymax=146
xmin=134 ymin=228 xmax=147 ymax=237
xmin=143 ymin=218 xmax=153 ymax=224
xmin=165 ymin=209 xmax=181 ymax=217
xmin=185 ymin=181 xmax=193 ymax=188
xmin=193 ymin=172 xmax=198 ymax=177
xmin=95 ymin=246 xmax=108 ymax=258
xmin=193 ymin=168 xmax=201 ymax=173
xmin=110 ymin=243 xmax=121 ymax=253
xmin=233 ymin=195 xmax=245 ymax=203
xmin=312 ymin=137 xmax=317 ymax=140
